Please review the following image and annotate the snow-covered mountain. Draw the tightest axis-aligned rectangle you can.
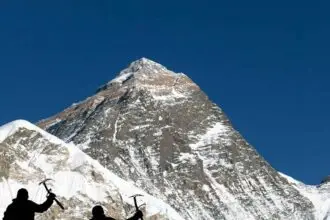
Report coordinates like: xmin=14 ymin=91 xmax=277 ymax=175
xmin=0 ymin=120 xmax=184 ymax=220
xmin=36 ymin=58 xmax=329 ymax=219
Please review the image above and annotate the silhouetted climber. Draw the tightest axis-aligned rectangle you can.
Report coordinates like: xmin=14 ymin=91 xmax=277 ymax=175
xmin=2 ymin=188 xmax=55 ymax=220
xmin=90 ymin=205 xmax=143 ymax=220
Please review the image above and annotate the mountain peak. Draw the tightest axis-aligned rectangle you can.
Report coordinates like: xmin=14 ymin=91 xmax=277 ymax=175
xmin=0 ymin=119 xmax=64 ymax=144
xmin=108 ymin=58 xmax=175 ymax=85
xmin=131 ymin=57 xmax=162 ymax=67
xmin=94 ymin=58 xmax=185 ymax=93
xmin=127 ymin=57 xmax=167 ymax=72
xmin=0 ymin=119 xmax=41 ymax=142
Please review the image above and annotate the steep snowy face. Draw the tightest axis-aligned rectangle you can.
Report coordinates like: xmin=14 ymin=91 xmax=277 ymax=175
xmin=0 ymin=120 xmax=184 ymax=220
xmin=39 ymin=58 xmax=315 ymax=219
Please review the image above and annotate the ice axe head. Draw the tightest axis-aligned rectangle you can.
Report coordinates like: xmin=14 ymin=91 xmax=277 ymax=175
xmin=39 ymin=178 xmax=53 ymax=185
xmin=130 ymin=194 xmax=143 ymax=199
xmin=39 ymin=178 xmax=53 ymax=193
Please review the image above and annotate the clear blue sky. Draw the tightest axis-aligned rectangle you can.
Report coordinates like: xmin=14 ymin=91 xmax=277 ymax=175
xmin=0 ymin=0 xmax=329 ymax=185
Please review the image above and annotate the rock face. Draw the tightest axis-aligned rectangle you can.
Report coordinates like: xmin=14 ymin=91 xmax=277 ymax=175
xmin=37 ymin=58 xmax=318 ymax=219
xmin=0 ymin=120 xmax=183 ymax=220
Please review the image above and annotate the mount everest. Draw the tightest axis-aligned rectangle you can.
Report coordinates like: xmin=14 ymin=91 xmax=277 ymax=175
xmin=0 ymin=58 xmax=329 ymax=219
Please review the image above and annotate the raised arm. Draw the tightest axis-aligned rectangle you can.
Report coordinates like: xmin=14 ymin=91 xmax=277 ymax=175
xmin=31 ymin=193 xmax=55 ymax=213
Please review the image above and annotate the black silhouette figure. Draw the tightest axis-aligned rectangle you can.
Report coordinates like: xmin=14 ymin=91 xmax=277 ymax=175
xmin=2 ymin=188 xmax=55 ymax=220
xmin=90 ymin=205 xmax=143 ymax=220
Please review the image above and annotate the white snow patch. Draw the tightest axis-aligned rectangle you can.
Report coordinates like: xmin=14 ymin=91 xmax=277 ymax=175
xmin=202 ymin=184 xmax=211 ymax=192
xmin=190 ymin=122 xmax=229 ymax=150
xmin=129 ymin=124 xmax=150 ymax=131
xmin=111 ymin=72 xmax=134 ymax=84
xmin=178 ymin=153 xmax=197 ymax=164
xmin=153 ymin=130 xmax=162 ymax=137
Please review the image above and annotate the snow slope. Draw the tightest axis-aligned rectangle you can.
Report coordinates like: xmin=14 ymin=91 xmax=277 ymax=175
xmin=0 ymin=120 xmax=184 ymax=220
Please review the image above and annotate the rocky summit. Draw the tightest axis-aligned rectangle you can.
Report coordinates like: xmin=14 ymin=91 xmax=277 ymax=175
xmin=36 ymin=58 xmax=329 ymax=219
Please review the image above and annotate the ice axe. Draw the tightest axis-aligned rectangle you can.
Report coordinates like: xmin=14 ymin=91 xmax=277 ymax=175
xmin=39 ymin=178 xmax=65 ymax=210
xmin=130 ymin=194 xmax=144 ymax=220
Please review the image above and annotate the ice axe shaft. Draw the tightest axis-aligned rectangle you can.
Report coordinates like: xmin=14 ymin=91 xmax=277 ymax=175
xmin=131 ymin=194 xmax=143 ymax=220
xmin=133 ymin=196 xmax=139 ymax=211
xmin=41 ymin=182 xmax=64 ymax=210
xmin=39 ymin=179 xmax=65 ymax=210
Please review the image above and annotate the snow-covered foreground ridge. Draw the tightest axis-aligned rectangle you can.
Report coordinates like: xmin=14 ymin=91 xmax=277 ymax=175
xmin=0 ymin=120 xmax=184 ymax=220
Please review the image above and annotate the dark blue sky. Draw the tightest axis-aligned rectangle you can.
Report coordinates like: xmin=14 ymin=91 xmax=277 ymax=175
xmin=0 ymin=0 xmax=329 ymax=184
